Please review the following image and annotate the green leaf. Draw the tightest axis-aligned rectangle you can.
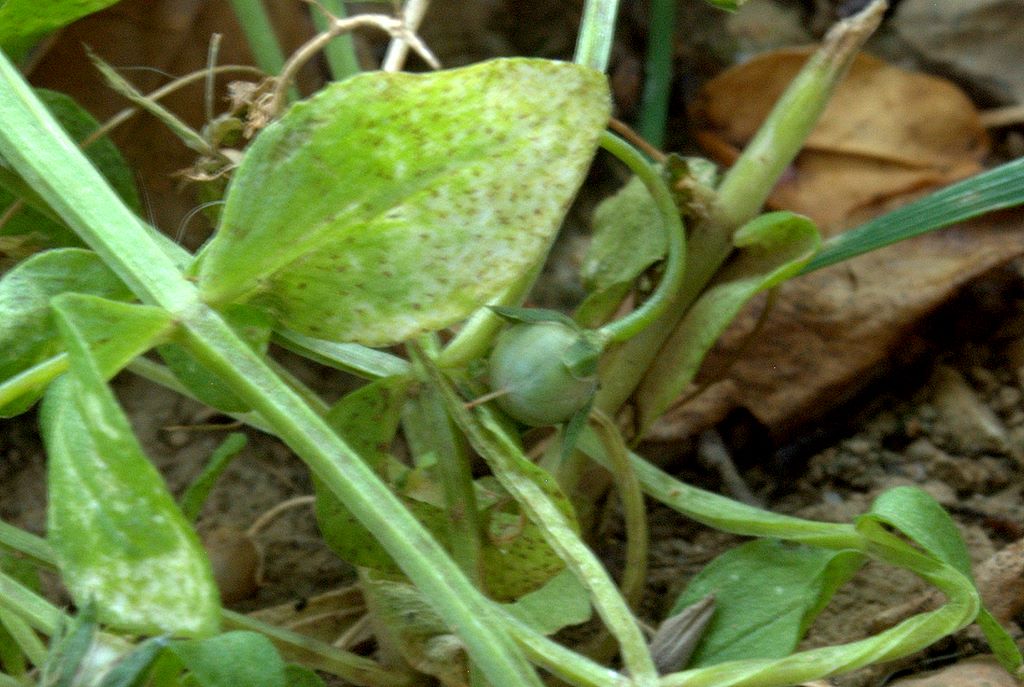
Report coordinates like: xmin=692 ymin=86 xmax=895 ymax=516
xmin=49 ymin=292 xmax=175 ymax=374
xmin=314 ymin=376 xmax=418 ymax=571
xmin=804 ymin=156 xmax=1024 ymax=273
xmin=860 ymin=487 xmax=1023 ymax=673
xmin=0 ymin=0 xmax=123 ymax=56
xmin=501 ymin=568 xmax=592 ymax=635
xmin=41 ymin=302 xmax=219 ymax=637
xmin=636 ymin=211 xmax=820 ymax=432
xmin=0 ymin=90 xmax=139 ymax=255
xmin=196 ymin=58 xmax=610 ymax=346
xmin=670 ymin=540 xmax=864 ymax=667
xmin=157 ymin=304 xmax=273 ymax=413
xmin=179 ymin=433 xmax=248 ymax=523
xmin=578 ymin=176 xmax=666 ymax=325
xmin=0 ymin=249 xmax=129 ymax=402
xmin=171 ymin=632 xmax=286 ymax=687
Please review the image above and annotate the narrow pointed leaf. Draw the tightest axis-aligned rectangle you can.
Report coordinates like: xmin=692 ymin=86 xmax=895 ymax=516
xmin=636 ymin=211 xmax=820 ymax=432
xmin=42 ymin=303 xmax=219 ymax=637
xmin=197 ymin=58 xmax=610 ymax=346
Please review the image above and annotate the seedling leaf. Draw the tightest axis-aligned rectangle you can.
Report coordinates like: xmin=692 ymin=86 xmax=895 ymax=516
xmin=670 ymin=540 xmax=864 ymax=667
xmin=860 ymin=486 xmax=1023 ymax=673
xmin=578 ymin=176 xmax=666 ymax=325
xmin=636 ymin=211 xmax=820 ymax=432
xmin=0 ymin=248 xmax=131 ymax=415
xmin=41 ymin=302 xmax=220 ymax=637
xmin=197 ymin=58 xmax=610 ymax=346
xmin=171 ymin=632 xmax=286 ymax=687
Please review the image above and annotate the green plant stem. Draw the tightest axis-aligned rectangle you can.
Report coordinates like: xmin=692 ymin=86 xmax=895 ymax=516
xmin=228 ymin=0 xmax=288 ymax=78
xmin=502 ymin=613 xmax=631 ymax=687
xmin=0 ymin=572 xmax=60 ymax=636
xmin=223 ymin=611 xmax=417 ymax=687
xmin=437 ymin=262 xmax=542 ymax=369
xmin=589 ymin=411 xmax=647 ymax=610
xmin=0 ymin=51 xmax=541 ymax=687
xmin=577 ymin=429 xmax=864 ymax=549
xmin=0 ymin=521 xmax=53 ymax=570
xmin=596 ymin=132 xmax=686 ymax=344
xmin=310 ymin=0 xmax=361 ymax=81
xmin=0 ymin=355 xmax=67 ymax=412
xmin=636 ymin=0 xmax=675 ymax=148
xmin=404 ymin=356 xmax=484 ymax=585
xmin=595 ymin=0 xmax=886 ymax=415
xmin=574 ymin=0 xmax=621 ymax=73
xmin=581 ymin=411 xmax=649 ymax=665
xmin=0 ymin=610 xmax=46 ymax=668
xmin=419 ymin=352 xmax=658 ymax=687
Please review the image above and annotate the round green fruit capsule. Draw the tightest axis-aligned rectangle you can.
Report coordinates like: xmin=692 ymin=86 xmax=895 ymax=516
xmin=488 ymin=321 xmax=598 ymax=426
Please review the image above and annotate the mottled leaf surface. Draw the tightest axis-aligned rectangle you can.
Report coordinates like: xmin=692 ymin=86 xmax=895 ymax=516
xmin=197 ymin=58 xmax=609 ymax=346
xmin=42 ymin=301 xmax=219 ymax=637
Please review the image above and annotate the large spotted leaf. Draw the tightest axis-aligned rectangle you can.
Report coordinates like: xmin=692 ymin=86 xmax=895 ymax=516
xmin=196 ymin=58 xmax=609 ymax=346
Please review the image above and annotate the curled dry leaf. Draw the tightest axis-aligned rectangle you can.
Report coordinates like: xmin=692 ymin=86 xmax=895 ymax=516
xmin=691 ymin=48 xmax=989 ymax=230
xmin=647 ymin=209 xmax=1024 ymax=445
xmin=645 ymin=50 xmax=1020 ymax=444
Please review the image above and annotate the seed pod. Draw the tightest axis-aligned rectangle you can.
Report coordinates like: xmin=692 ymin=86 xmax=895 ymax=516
xmin=488 ymin=321 xmax=598 ymax=426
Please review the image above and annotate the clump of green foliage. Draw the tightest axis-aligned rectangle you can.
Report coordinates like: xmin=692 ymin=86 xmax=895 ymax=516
xmin=0 ymin=1 xmax=1023 ymax=686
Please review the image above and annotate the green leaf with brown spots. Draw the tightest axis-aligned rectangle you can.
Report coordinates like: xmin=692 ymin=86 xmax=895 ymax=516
xmin=196 ymin=58 xmax=610 ymax=347
xmin=41 ymin=296 xmax=220 ymax=638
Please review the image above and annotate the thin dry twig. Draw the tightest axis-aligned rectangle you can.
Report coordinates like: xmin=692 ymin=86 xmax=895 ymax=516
xmin=382 ymin=0 xmax=432 ymax=72
xmin=269 ymin=13 xmax=439 ymax=115
xmin=980 ymin=104 xmax=1024 ymax=129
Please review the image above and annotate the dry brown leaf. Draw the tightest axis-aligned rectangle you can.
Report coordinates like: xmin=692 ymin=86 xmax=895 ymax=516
xmin=886 ymin=656 xmax=1020 ymax=687
xmin=691 ymin=49 xmax=989 ymax=230
xmin=648 ymin=210 xmax=1024 ymax=444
